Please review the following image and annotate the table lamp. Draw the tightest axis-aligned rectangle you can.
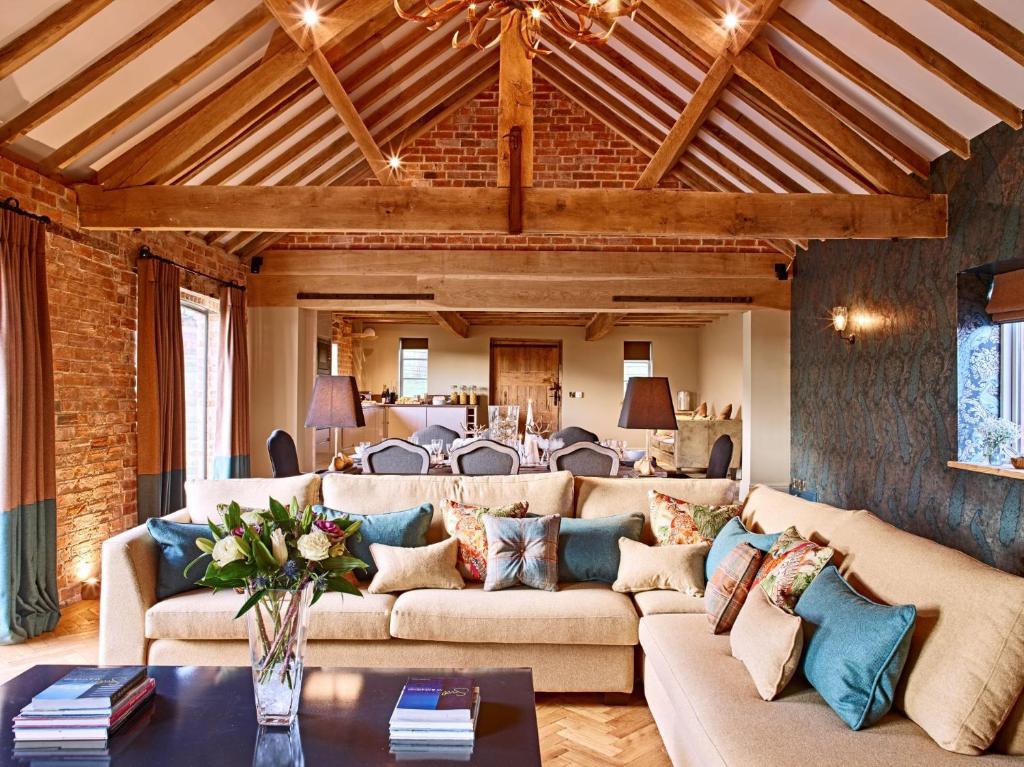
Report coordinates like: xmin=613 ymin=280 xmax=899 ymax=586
xmin=618 ymin=377 xmax=678 ymax=476
xmin=305 ymin=375 xmax=365 ymax=470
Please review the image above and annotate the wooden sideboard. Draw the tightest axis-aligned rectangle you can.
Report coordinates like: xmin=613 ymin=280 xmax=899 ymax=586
xmin=650 ymin=418 xmax=742 ymax=472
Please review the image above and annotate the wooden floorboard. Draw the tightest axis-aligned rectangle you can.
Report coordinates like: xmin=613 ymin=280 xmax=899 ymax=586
xmin=0 ymin=601 xmax=672 ymax=765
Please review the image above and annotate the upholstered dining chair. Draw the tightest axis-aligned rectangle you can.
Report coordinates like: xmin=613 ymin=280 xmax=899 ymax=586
xmin=411 ymin=424 xmax=460 ymax=447
xmin=267 ymin=429 xmax=301 ymax=478
xmin=548 ymin=442 xmax=620 ymax=477
xmin=450 ymin=439 xmax=520 ymax=476
xmin=361 ymin=438 xmax=430 ymax=475
xmin=550 ymin=426 xmax=600 ymax=446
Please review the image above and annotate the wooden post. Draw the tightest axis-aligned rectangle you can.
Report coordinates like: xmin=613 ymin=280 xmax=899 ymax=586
xmin=508 ymin=126 xmax=523 ymax=235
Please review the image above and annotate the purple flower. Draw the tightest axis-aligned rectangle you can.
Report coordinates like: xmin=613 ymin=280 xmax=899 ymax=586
xmin=314 ymin=519 xmax=345 ymax=538
xmin=282 ymin=560 xmax=299 ymax=579
xmin=232 ymin=524 xmax=260 ymax=537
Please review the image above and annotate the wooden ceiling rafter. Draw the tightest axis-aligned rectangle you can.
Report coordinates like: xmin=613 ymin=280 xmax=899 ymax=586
xmin=0 ymin=0 xmax=116 ymax=82
xmin=585 ymin=313 xmax=623 ymax=341
xmin=923 ymin=0 xmax=1024 ymax=68
xmin=430 ymin=311 xmax=470 ymax=338
xmin=0 ymin=0 xmax=216 ymax=146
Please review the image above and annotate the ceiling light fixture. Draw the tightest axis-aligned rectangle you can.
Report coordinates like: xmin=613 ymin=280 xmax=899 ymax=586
xmin=301 ymin=7 xmax=320 ymax=27
xmin=395 ymin=0 xmax=642 ymax=57
xmin=723 ymin=11 xmax=740 ymax=31
xmin=388 ymin=155 xmax=402 ymax=170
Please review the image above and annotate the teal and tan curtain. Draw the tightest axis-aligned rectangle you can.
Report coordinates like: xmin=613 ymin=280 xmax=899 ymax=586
xmin=213 ymin=285 xmax=250 ymax=478
xmin=137 ymin=258 xmax=185 ymax=522
xmin=0 ymin=209 xmax=59 ymax=643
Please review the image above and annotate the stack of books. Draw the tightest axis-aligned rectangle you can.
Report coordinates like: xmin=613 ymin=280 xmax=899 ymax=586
xmin=13 ymin=666 xmax=156 ymax=757
xmin=389 ymin=676 xmax=480 ymax=761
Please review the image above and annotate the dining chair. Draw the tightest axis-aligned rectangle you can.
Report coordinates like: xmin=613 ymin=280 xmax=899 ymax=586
xmin=550 ymin=426 xmax=600 ymax=446
xmin=548 ymin=442 xmax=620 ymax=477
xmin=450 ymin=439 xmax=520 ymax=476
xmin=705 ymin=434 xmax=734 ymax=479
xmin=361 ymin=439 xmax=430 ymax=475
xmin=411 ymin=424 xmax=460 ymax=446
xmin=267 ymin=429 xmax=301 ymax=478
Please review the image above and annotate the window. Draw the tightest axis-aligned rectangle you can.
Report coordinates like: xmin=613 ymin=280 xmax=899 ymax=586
xmin=1001 ymin=321 xmax=1024 ymax=426
xmin=400 ymin=338 xmax=429 ymax=397
xmin=623 ymin=341 xmax=653 ymax=392
xmin=181 ymin=291 xmax=219 ymax=480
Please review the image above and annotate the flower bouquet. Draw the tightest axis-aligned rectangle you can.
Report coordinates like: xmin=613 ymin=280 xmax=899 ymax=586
xmin=979 ymin=417 xmax=1022 ymax=466
xmin=186 ymin=498 xmax=365 ymax=725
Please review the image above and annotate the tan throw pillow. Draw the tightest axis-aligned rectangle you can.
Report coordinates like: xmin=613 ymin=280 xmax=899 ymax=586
xmin=731 ymin=587 xmax=804 ymax=701
xmin=612 ymin=538 xmax=708 ymax=594
xmin=367 ymin=538 xmax=465 ymax=594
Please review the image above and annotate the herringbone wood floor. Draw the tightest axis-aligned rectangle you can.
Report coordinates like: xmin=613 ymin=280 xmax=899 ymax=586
xmin=0 ymin=601 xmax=672 ymax=765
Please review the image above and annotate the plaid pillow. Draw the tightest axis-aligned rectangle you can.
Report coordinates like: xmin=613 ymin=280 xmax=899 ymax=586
xmin=754 ymin=526 xmax=834 ymax=613
xmin=441 ymin=499 xmax=528 ymax=582
xmin=483 ymin=515 xmax=561 ymax=592
xmin=650 ymin=490 xmax=741 ymax=545
xmin=705 ymin=543 xmax=764 ymax=635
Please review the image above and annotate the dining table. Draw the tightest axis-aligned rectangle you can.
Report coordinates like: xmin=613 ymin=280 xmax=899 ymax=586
xmin=343 ymin=460 xmax=667 ymax=478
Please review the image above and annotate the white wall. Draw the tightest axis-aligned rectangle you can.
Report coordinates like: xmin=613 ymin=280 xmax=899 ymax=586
xmin=696 ymin=313 xmax=743 ymax=417
xmin=356 ymin=323 xmax=700 ymax=446
xmin=741 ymin=309 xmax=792 ymax=494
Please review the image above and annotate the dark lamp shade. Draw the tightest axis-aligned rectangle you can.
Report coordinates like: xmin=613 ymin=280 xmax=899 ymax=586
xmin=618 ymin=377 xmax=678 ymax=430
xmin=304 ymin=375 xmax=365 ymax=429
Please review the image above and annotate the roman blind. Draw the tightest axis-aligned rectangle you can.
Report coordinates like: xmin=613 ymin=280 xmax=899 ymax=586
xmin=624 ymin=341 xmax=652 ymax=361
xmin=987 ymin=269 xmax=1024 ymax=323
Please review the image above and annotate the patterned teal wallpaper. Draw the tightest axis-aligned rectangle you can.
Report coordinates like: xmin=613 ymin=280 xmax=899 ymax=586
xmin=791 ymin=121 xmax=1024 ymax=576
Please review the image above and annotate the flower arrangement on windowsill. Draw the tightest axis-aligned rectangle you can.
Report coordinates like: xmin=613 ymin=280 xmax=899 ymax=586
xmin=185 ymin=498 xmax=365 ymax=725
xmin=979 ymin=417 xmax=1024 ymax=467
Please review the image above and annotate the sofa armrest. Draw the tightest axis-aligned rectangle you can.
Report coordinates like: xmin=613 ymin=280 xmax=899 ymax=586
xmin=98 ymin=509 xmax=190 ymax=664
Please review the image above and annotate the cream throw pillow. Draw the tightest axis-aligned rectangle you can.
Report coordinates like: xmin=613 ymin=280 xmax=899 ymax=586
xmin=612 ymin=538 xmax=708 ymax=594
xmin=730 ymin=587 xmax=804 ymax=701
xmin=367 ymin=538 xmax=465 ymax=594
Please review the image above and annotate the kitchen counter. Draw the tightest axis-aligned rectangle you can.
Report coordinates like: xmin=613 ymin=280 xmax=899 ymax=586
xmin=363 ymin=402 xmax=477 ymax=408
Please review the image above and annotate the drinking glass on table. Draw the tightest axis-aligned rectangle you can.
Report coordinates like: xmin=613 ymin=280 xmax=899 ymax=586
xmin=430 ymin=439 xmax=444 ymax=464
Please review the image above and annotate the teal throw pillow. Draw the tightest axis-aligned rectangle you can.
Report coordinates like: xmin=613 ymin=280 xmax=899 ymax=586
xmin=557 ymin=514 xmax=645 ymax=584
xmin=146 ymin=518 xmax=210 ymax=599
xmin=705 ymin=517 xmax=780 ymax=581
xmin=795 ymin=565 xmax=916 ymax=730
xmin=316 ymin=503 xmax=432 ymax=579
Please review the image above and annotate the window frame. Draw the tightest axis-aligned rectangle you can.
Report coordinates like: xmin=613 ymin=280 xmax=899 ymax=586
xmin=623 ymin=340 xmax=653 ymax=393
xmin=399 ymin=337 xmax=429 ymax=398
xmin=180 ymin=289 xmax=219 ymax=480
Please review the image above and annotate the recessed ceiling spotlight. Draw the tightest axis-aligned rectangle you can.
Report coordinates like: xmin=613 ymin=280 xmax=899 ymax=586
xmin=723 ymin=12 xmax=739 ymax=31
xmin=301 ymin=7 xmax=320 ymax=27
xmin=388 ymin=155 xmax=402 ymax=170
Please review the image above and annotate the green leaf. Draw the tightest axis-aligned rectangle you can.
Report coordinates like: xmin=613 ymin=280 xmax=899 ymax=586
xmin=217 ymin=560 xmax=255 ymax=581
xmin=343 ymin=519 xmax=362 ymax=536
xmin=183 ymin=552 xmax=210 ymax=578
xmin=251 ymin=537 xmax=277 ymax=570
xmin=326 ymin=576 xmax=363 ymax=597
xmin=269 ymin=497 xmax=289 ymax=523
xmin=195 ymin=537 xmax=214 ymax=554
xmin=301 ymin=504 xmax=313 ymax=532
xmin=207 ymin=520 xmax=223 ymax=541
xmin=235 ymin=589 xmax=268 ymax=619
xmin=233 ymin=532 xmax=252 ymax=558
xmin=225 ymin=501 xmax=243 ymax=530
xmin=320 ymin=555 xmax=368 ymax=573
xmin=310 ymin=588 xmax=324 ymax=606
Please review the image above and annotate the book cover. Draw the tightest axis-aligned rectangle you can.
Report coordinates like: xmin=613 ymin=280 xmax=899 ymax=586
xmin=391 ymin=691 xmax=480 ymax=734
xmin=393 ymin=678 xmax=475 ymax=722
xmin=17 ymin=679 xmax=156 ymax=731
xmin=31 ymin=667 xmax=146 ymax=712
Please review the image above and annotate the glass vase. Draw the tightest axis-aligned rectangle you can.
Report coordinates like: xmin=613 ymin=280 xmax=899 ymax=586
xmin=488 ymin=404 xmax=521 ymax=447
xmin=246 ymin=585 xmax=313 ymax=726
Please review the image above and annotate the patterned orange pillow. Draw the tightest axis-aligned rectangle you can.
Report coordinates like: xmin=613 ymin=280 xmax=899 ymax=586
xmin=705 ymin=543 xmax=764 ymax=634
xmin=440 ymin=499 xmax=529 ymax=582
xmin=753 ymin=526 xmax=834 ymax=613
xmin=649 ymin=490 xmax=741 ymax=545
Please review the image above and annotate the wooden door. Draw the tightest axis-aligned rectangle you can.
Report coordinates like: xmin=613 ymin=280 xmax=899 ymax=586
xmin=490 ymin=340 xmax=561 ymax=432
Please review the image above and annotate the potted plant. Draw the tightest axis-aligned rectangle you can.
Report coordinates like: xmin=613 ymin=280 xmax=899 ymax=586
xmin=186 ymin=498 xmax=365 ymax=725
xmin=979 ymin=417 xmax=1023 ymax=466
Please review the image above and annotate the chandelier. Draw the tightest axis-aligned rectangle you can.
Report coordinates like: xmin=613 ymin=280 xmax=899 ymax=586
xmin=394 ymin=1 xmax=642 ymax=56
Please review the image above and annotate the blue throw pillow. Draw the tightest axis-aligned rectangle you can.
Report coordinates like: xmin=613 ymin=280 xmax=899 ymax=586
xmin=557 ymin=514 xmax=645 ymax=584
xmin=705 ymin=517 xmax=779 ymax=581
xmin=795 ymin=565 xmax=917 ymax=730
xmin=146 ymin=518 xmax=210 ymax=599
xmin=316 ymin=504 xmax=432 ymax=579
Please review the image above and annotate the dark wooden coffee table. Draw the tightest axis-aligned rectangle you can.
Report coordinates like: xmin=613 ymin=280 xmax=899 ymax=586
xmin=2 ymin=665 xmax=541 ymax=766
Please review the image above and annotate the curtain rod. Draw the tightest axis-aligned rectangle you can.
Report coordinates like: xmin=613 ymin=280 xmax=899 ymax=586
xmin=1 ymin=196 xmax=51 ymax=225
xmin=138 ymin=245 xmax=245 ymax=291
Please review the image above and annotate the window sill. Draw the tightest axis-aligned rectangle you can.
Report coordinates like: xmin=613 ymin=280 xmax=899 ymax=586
xmin=947 ymin=461 xmax=1024 ymax=480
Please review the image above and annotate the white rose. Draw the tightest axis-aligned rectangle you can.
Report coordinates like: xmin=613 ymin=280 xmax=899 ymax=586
xmin=241 ymin=511 xmax=263 ymax=527
xmin=296 ymin=529 xmax=331 ymax=562
xmin=270 ymin=529 xmax=289 ymax=566
xmin=212 ymin=536 xmax=244 ymax=568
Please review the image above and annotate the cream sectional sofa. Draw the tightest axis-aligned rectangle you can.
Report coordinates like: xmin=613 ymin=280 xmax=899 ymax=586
xmin=99 ymin=470 xmax=736 ymax=694
xmin=642 ymin=486 xmax=1024 ymax=765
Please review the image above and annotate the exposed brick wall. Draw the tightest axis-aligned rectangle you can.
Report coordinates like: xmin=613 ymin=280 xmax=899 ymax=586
xmin=331 ymin=314 xmax=353 ymax=375
xmin=276 ymin=82 xmax=773 ymax=255
xmin=0 ymin=156 xmax=245 ymax=606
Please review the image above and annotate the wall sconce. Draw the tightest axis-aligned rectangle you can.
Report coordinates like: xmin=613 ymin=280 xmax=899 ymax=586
xmin=831 ymin=306 xmax=856 ymax=344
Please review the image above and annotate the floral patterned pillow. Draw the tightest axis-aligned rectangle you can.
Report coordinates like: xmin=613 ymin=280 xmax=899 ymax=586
xmin=649 ymin=490 xmax=741 ymax=546
xmin=441 ymin=499 xmax=529 ymax=582
xmin=753 ymin=526 xmax=834 ymax=613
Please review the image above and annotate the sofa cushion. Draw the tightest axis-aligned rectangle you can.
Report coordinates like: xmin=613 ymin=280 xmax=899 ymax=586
xmin=145 ymin=519 xmax=208 ymax=599
xmin=612 ymin=539 xmax=707 ymax=595
xmin=730 ymin=588 xmax=803 ymax=702
xmin=754 ymin=526 xmax=834 ymax=613
xmin=640 ymin=613 xmax=1012 ymax=767
xmin=367 ymin=538 xmax=464 ymax=594
xmin=483 ymin=515 xmax=560 ymax=592
xmin=442 ymin=499 xmax=528 ymax=583
xmin=705 ymin=542 xmax=763 ymax=634
xmin=633 ymin=590 xmax=705 ymax=616
xmin=145 ymin=588 xmax=394 ymax=641
xmin=650 ymin=490 xmax=740 ymax=545
xmin=184 ymin=475 xmax=321 ymax=524
xmin=740 ymin=484 xmax=858 ymax=553
xmin=390 ymin=582 xmax=638 ymax=645
xmin=316 ymin=503 xmax=432 ymax=579
xmin=706 ymin=517 xmax=780 ymax=581
xmin=322 ymin=472 xmax=573 ymax=542
xmin=557 ymin=513 xmax=644 ymax=584
xmin=574 ymin=477 xmax=738 ymax=543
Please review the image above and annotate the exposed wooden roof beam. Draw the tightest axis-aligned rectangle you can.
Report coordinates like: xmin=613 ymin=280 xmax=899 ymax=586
xmin=431 ymin=311 xmax=470 ymax=338
xmin=42 ymin=6 xmax=270 ymax=173
xmin=923 ymin=0 xmax=1024 ymax=68
xmin=585 ymin=313 xmax=623 ymax=341
xmin=771 ymin=8 xmax=971 ymax=159
xmin=0 ymin=0 xmax=115 ymax=81
xmin=830 ymin=0 xmax=1021 ymax=129
xmin=498 ymin=13 xmax=534 ymax=187
xmin=0 ymin=0 xmax=214 ymax=146
xmin=76 ymin=185 xmax=948 ymax=239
